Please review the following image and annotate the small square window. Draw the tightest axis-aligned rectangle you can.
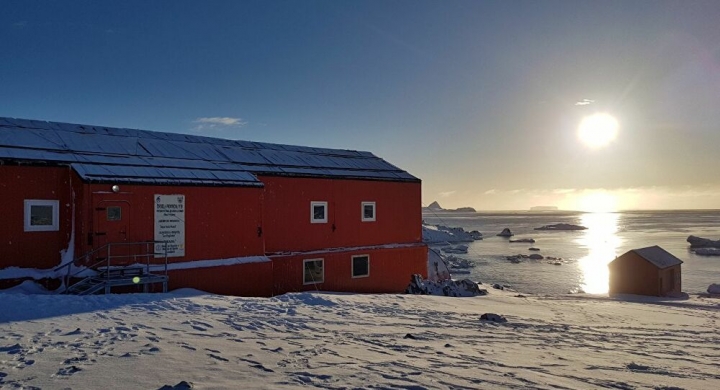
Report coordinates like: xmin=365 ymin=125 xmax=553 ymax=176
xmin=310 ymin=201 xmax=327 ymax=223
xmin=361 ymin=202 xmax=376 ymax=222
xmin=24 ymin=200 xmax=60 ymax=232
xmin=352 ymin=255 xmax=370 ymax=278
xmin=107 ymin=206 xmax=122 ymax=221
xmin=303 ymin=258 xmax=324 ymax=284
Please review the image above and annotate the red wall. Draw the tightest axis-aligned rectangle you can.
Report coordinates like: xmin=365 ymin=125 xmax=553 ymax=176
xmin=167 ymin=261 xmax=274 ymax=296
xmin=260 ymin=176 xmax=422 ymax=253
xmin=0 ymin=166 xmax=75 ymax=269
xmin=80 ymin=183 xmax=265 ymax=264
xmin=1 ymin=165 xmax=427 ymax=298
xmin=271 ymin=245 xmax=427 ymax=295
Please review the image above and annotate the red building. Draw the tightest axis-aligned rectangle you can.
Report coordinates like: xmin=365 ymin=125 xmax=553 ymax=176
xmin=0 ymin=117 xmax=426 ymax=296
xmin=608 ymin=246 xmax=682 ymax=297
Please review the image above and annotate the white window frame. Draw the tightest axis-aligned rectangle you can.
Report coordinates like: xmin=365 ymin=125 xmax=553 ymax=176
xmin=351 ymin=254 xmax=370 ymax=278
xmin=310 ymin=201 xmax=328 ymax=223
xmin=361 ymin=201 xmax=376 ymax=222
xmin=24 ymin=199 xmax=60 ymax=232
xmin=303 ymin=258 xmax=325 ymax=285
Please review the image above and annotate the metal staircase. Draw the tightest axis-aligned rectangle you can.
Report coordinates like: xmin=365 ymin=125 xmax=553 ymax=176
xmin=55 ymin=241 xmax=169 ymax=295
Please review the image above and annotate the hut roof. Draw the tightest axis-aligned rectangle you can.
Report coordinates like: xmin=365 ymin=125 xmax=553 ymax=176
xmin=625 ymin=245 xmax=683 ymax=269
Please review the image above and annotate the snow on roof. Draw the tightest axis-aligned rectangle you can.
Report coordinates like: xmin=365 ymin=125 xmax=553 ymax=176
xmin=0 ymin=117 xmax=419 ymax=184
xmin=631 ymin=245 xmax=683 ymax=269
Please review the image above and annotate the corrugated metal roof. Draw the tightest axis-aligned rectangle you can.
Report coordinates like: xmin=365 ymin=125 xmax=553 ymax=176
xmin=632 ymin=246 xmax=683 ymax=269
xmin=0 ymin=117 xmax=420 ymax=185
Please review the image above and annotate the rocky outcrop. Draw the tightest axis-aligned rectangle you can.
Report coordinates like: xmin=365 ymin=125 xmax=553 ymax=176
xmin=469 ymin=230 xmax=483 ymax=240
xmin=426 ymin=201 xmax=443 ymax=211
xmin=480 ymin=313 xmax=507 ymax=323
xmin=441 ymin=245 xmax=469 ymax=254
xmin=694 ymin=248 xmax=720 ymax=256
xmin=405 ymin=274 xmax=487 ymax=297
xmin=422 ymin=201 xmax=477 ymax=213
xmin=509 ymin=238 xmax=535 ymax=243
xmin=497 ymin=228 xmax=514 ymax=237
xmin=535 ymin=223 xmax=587 ymax=231
xmin=687 ymin=235 xmax=720 ymax=249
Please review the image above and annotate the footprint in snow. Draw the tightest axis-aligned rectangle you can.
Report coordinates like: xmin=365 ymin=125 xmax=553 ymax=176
xmin=54 ymin=365 xmax=82 ymax=377
xmin=0 ymin=344 xmax=23 ymax=354
xmin=207 ymin=353 xmax=229 ymax=362
xmin=64 ymin=355 xmax=90 ymax=364
xmin=63 ymin=328 xmax=83 ymax=336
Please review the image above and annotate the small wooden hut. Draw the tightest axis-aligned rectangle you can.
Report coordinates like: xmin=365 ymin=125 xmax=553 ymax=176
xmin=608 ymin=245 xmax=682 ymax=297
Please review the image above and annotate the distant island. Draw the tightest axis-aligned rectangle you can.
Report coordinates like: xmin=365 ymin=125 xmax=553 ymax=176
xmin=530 ymin=206 xmax=559 ymax=211
xmin=422 ymin=201 xmax=476 ymax=213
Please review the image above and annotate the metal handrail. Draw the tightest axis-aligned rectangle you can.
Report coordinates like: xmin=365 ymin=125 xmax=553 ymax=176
xmin=57 ymin=241 xmax=169 ymax=293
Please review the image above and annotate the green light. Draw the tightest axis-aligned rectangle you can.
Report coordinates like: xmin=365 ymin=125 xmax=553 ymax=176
xmin=132 ymin=276 xmax=140 ymax=284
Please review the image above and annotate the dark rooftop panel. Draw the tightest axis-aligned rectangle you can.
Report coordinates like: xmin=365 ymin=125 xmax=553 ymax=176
xmin=72 ymin=163 xmax=262 ymax=187
xmin=0 ymin=117 xmax=420 ymax=183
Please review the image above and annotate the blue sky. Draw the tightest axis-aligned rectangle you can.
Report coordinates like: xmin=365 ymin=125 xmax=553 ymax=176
xmin=3 ymin=1 xmax=720 ymax=210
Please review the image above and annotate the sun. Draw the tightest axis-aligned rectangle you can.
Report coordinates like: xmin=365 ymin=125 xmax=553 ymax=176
xmin=577 ymin=113 xmax=619 ymax=148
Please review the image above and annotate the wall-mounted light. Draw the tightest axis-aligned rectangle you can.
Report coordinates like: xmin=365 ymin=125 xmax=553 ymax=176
xmin=111 ymin=185 xmax=120 ymax=193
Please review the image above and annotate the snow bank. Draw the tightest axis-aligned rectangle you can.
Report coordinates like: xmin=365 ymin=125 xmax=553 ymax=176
xmin=422 ymin=224 xmax=480 ymax=243
xmin=0 ymin=280 xmax=51 ymax=295
xmin=693 ymin=248 xmax=720 ymax=256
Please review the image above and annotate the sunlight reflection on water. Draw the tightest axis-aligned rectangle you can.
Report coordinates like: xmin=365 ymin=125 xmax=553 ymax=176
xmin=576 ymin=213 xmax=622 ymax=293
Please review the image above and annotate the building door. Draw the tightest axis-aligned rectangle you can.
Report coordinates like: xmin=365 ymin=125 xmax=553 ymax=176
xmin=93 ymin=200 xmax=132 ymax=264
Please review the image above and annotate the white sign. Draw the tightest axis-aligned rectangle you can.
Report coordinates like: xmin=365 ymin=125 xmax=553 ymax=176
xmin=154 ymin=194 xmax=185 ymax=258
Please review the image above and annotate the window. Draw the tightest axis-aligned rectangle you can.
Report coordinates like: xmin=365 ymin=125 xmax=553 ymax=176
xmin=310 ymin=201 xmax=327 ymax=223
xmin=352 ymin=255 xmax=370 ymax=278
xmin=303 ymin=258 xmax=324 ymax=284
xmin=361 ymin=201 xmax=376 ymax=222
xmin=107 ymin=206 xmax=122 ymax=221
xmin=24 ymin=199 xmax=60 ymax=232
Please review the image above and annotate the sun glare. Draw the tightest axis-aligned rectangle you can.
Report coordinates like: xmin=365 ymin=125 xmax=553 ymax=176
xmin=577 ymin=191 xmax=618 ymax=213
xmin=578 ymin=113 xmax=619 ymax=148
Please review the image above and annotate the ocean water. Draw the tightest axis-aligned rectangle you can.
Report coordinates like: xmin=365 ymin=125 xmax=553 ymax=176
xmin=422 ymin=210 xmax=720 ymax=295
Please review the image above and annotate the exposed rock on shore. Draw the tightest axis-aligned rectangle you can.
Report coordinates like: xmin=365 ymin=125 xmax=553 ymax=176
xmin=441 ymin=245 xmax=469 ymax=254
xmin=535 ymin=223 xmax=587 ymax=231
xmin=687 ymin=235 xmax=720 ymax=248
xmin=687 ymin=236 xmax=720 ymax=256
xmin=405 ymin=274 xmax=487 ymax=297
xmin=509 ymin=238 xmax=535 ymax=243
xmin=497 ymin=228 xmax=513 ymax=237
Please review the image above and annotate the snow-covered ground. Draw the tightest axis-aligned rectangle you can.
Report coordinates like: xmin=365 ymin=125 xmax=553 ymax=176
xmin=2 ymin=289 xmax=719 ymax=389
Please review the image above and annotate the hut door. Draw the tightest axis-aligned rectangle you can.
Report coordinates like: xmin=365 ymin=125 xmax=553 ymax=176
xmin=93 ymin=200 xmax=132 ymax=260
